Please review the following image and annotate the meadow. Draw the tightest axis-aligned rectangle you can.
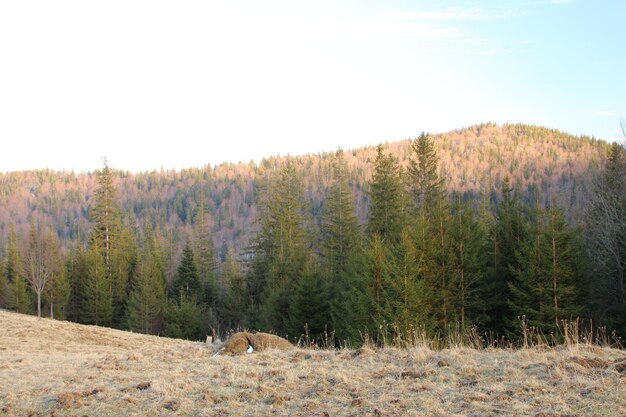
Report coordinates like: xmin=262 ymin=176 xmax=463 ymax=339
xmin=0 ymin=310 xmax=624 ymax=416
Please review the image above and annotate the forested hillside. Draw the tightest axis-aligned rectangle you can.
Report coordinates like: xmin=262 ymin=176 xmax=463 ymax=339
xmin=1 ymin=123 xmax=623 ymax=345
xmin=0 ymin=124 xmax=609 ymax=256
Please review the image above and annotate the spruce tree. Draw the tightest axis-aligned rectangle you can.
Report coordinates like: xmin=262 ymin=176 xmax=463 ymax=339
xmin=221 ymin=245 xmax=246 ymax=330
xmin=406 ymin=132 xmax=451 ymax=332
xmin=4 ymin=224 xmax=32 ymax=313
xmin=127 ymin=225 xmax=166 ymax=335
xmin=384 ymin=230 xmax=430 ymax=339
xmin=66 ymin=245 xmax=89 ymax=323
xmin=288 ymin=268 xmax=330 ymax=344
xmin=248 ymin=161 xmax=312 ymax=336
xmin=510 ymin=204 xmax=584 ymax=336
xmin=83 ymin=240 xmax=113 ymax=325
xmin=171 ymin=240 xmax=201 ymax=300
xmin=367 ymin=144 xmax=406 ymax=244
xmin=585 ymin=142 xmax=626 ymax=336
xmin=87 ymin=159 xmax=123 ymax=326
xmin=193 ymin=198 xmax=217 ymax=307
xmin=485 ymin=179 xmax=529 ymax=337
xmin=320 ymin=149 xmax=362 ymax=339
xmin=449 ymin=195 xmax=488 ymax=331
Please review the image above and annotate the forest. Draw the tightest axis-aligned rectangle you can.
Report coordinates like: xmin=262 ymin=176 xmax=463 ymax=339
xmin=0 ymin=123 xmax=624 ymax=346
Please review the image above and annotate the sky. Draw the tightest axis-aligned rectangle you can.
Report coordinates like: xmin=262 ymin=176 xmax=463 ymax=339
xmin=0 ymin=0 xmax=624 ymax=173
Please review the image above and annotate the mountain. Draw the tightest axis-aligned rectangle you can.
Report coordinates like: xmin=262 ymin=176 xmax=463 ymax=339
xmin=0 ymin=123 xmax=611 ymax=257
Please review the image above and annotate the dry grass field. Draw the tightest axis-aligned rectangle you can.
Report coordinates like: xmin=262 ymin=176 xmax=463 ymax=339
xmin=0 ymin=310 xmax=625 ymax=417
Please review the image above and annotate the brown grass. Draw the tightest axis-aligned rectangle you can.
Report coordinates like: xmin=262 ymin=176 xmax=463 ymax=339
xmin=1 ymin=309 xmax=624 ymax=416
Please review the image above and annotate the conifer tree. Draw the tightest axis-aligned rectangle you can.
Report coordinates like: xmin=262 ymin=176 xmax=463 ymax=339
xmin=86 ymin=159 xmax=123 ymax=326
xmin=171 ymin=240 xmax=201 ymax=300
xmin=193 ymin=199 xmax=217 ymax=307
xmin=83 ymin=240 xmax=113 ymax=325
xmin=406 ymin=132 xmax=451 ymax=332
xmin=320 ymin=149 xmax=362 ymax=338
xmin=449 ymin=195 xmax=488 ymax=331
xmin=485 ymin=179 xmax=529 ymax=337
xmin=247 ymin=161 xmax=312 ymax=335
xmin=221 ymin=245 xmax=246 ymax=330
xmin=127 ymin=225 xmax=166 ymax=335
xmin=0 ymin=255 xmax=6 ymax=308
xmin=66 ymin=245 xmax=89 ymax=323
xmin=163 ymin=293 xmax=204 ymax=341
xmin=4 ymin=224 xmax=32 ymax=313
xmin=384 ymin=230 xmax=430 ymax=338
xmin=509 ymin=204 xmax=584 ymax=335
xmin=367 ymin=144 xmax=406 ymax=244
xmin=585 ymin=142 xmax=626 ymax=335
xmin=288 ymin=267 xmax=330 ymax=344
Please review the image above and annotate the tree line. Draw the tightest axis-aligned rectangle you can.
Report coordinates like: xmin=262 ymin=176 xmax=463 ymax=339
xmin=0 ymin=136 xmax=624 ymax=346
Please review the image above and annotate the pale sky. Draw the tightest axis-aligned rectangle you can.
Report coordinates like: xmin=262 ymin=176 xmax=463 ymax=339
xmin=0 ymin=0 xmax=624 ymax=173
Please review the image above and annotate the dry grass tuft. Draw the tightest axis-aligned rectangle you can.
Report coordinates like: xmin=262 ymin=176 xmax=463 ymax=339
xmin=1 ymin=309 xmax=625 ymax=416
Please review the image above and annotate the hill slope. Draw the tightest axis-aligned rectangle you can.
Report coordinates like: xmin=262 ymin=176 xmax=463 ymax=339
xmin=0 ymin=310 xmax=624 ymax=416
xmin=0 ymin=124 xmax=611 ymax=258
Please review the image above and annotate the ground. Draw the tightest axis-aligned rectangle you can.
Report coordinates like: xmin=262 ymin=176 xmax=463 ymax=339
xmin=0 ymin=310 xmax=624 ymax=416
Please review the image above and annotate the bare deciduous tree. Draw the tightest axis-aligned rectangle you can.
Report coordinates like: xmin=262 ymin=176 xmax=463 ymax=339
xmin=23 ymin=222 xmax=60 ymax=317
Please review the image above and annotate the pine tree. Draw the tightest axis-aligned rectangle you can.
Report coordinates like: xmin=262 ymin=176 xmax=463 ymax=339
xmin=83 ymin=240 xmax=113 ymax=325
xmin=171 ymin=240 xmax=201 ymax=300
xmin=66 ymin=245 xmax=89 ymax=323
xmin=288 ymin=268 xmax=330 ymax=344
xmin=127 ymin=225 xmax=166 ymax=335
xmin=163 ymin=294 xmax=204 ymax=341
xmin=448 ymin=195 xmax=488 ymax=331
xmin=4 ymin=224 xmax=32 ymax=313
xmin=486 ymin=179 xmax=529 ymax=337
xmin=87 ymin=159 xmax=123 ymax=326
xmin=406 ymin=132 xmax=451 ymax=332
xmin=510 ymin=204 xmax=585 ymax=336
xmin=585 ymin=142 xmax=626 ymax=336
xmin=0 ymin=255 xmax=7 ymax=308
xmin=384 ymin=230 xmax=430 ymax=338
xmin=193 ymin=199 xmax=217 ymax=307
xmin=248 ymin=161 xmax=313 ymax=335
xmin=221 ymin=245 xmax=246 ymax=330
xmin=367 ymin=144 xmax=406 ymax=244
xmin=320 ymin=149 xmax=362 ymax=338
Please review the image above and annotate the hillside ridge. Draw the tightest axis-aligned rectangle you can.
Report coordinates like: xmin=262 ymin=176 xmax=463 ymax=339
xmin=0 ymin=123 xmax=611 ymax=256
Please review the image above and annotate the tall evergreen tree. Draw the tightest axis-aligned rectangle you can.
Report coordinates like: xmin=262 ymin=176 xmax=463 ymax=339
xmin=367 ymin=144 xmax=406 ymax=244
xmin=4 ymin=224 xmax=32 ymax=313
xmin=320 ymin=149 xmax=362 ymax=338
xmin=406 ymin=132 xmax=451 ymax=332
xmin=171 ymin=240 xmax=201 ymax=300
xmin=83 ymin=240 xmax=113 ymax=325
xmin=127 ymin=225 xmax=166 ymax=335
xmin=86 ymin=159 xmax=124 ymax=326
xmin=448 ymin=196 xmax=488 ymax=331
xmin=585 ymin=142 xmax=626 ymax=335
xmin=221 ymin=245 xmax=246 ymax=330
xmin=384 ymin=230 xmax=429 ymax=338
xmin=509 ymin=204 xmax=584 ymax=335
xmin=246 ymin=161 xmax=312 ymax=335
xmin=193 ymin=199 xmax=217 ymax=307
xmin=0 ymin=255 xmax=7 ymax=308
xmin=485 ymin=179 xmax=529 ymax=337
xmin=66 ymin=245 xmax=89 ymax=323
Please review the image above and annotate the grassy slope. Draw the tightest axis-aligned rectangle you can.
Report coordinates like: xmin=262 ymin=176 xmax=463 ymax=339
xmin=0 ymin=310 xmax=624 ymax=417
